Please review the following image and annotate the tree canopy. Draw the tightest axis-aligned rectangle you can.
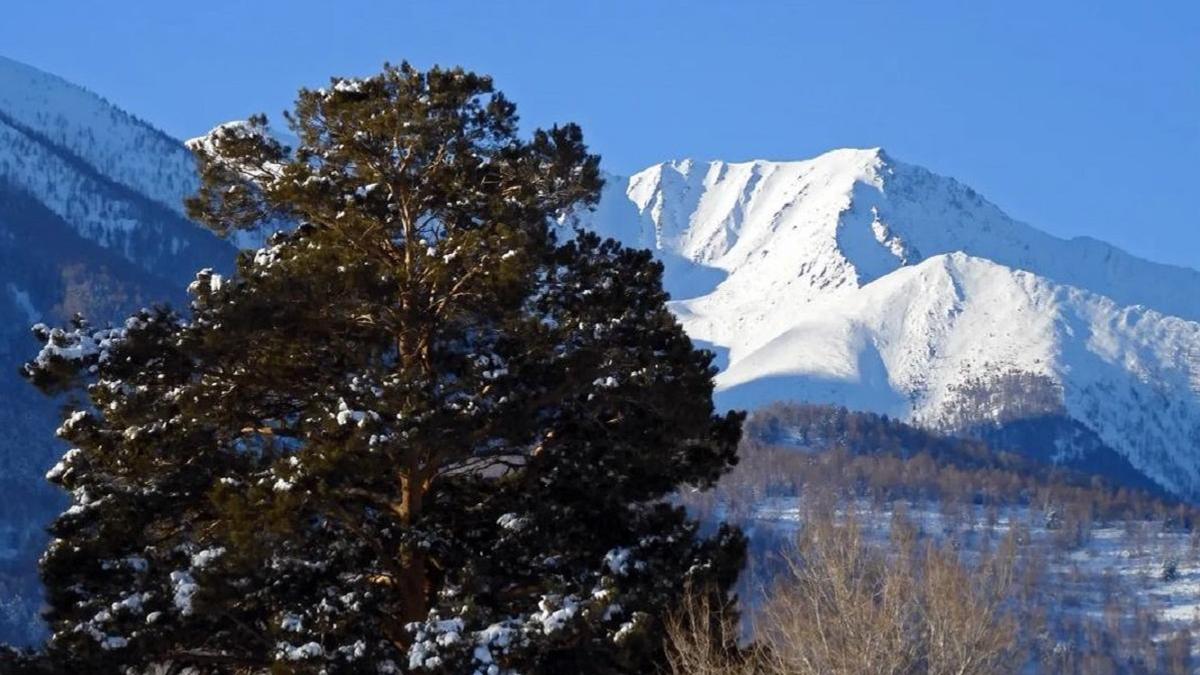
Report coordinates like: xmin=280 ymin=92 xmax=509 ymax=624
xmin=24 ymin=62 xmax=744 ymax=674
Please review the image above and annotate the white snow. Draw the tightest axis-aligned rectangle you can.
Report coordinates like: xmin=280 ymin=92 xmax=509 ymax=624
xmin=45 ymin=447 xmax=81 ymax=482
xmin=407 ymin=617 xmax=465 ymax=670
xmin=332 ymin=78 xmax=365 ymax=94
xmin=613 ymin=617 xmax=641 ymax=644
xmin=0 ymin=56 xmax=236 ymax=280
xmin=582 ymin=148 xmax=1200 ymax=499
xmin=169 ymin=570 xmax=198 ymax=616
xmin=0 ymin=55 xmax=199 ymax=218
xmin=190 ymin=547 xmax=225 ymax=569
xmin=185 ymin=119 xmax=284 ymax=184
xmin=335 ymin=398 xmax=373 ymax=427
xmin=496 ymin=513 xmax=529 ymax=532
xmin=56 ymin=410 xmax=88 ymax=438
xmin=31 ymin=323 xmax=126 ymax=368
xmin=531 ymin=594 xmax=579 ymax=634
xmin=276 ymin=641 xmax=324 ymax=661
xmin=111 ymin=593 xmax=146 ymax=615
xmin=603 ymin=547 xmax=633 ymax=576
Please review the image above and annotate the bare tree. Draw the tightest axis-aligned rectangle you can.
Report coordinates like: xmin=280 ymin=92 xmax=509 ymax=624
xmin=667 ymin=512 xmax=1018 ymax=675
xmin=664 ymin=586 xmax=760 ymax=675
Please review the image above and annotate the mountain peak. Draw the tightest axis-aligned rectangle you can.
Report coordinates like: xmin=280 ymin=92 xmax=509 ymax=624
xmin=644 ymin=147 xmax=892 ymax=185
xmin=807 ymin=145 xmax=891 ymax=170
xmin=581 ymin=149 xmax=1200 ymax=499
xmin=595 ymin=149 xmax=1200 ymax=321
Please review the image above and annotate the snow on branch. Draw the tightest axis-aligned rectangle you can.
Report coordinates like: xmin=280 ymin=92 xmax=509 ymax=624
xmin=26 ymin=319 xmax=132 ymax=375
xmin=186 ymin=119 xmax=286 ymax=186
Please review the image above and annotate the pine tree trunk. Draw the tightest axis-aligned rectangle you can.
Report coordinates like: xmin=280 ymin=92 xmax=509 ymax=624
xmin=393 ymin=271 xmax=436 ymax=629
xmin=396 ymin=470 xmax=430 ymax=626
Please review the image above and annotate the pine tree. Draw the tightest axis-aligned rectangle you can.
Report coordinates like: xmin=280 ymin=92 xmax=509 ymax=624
xmin=24 ymin=63 xmax=744 ymax=674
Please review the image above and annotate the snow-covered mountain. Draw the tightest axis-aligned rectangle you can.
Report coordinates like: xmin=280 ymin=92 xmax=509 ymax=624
xmin=583 ymin=149 xmax=1200 ymax=499
xmin=0 ymin=56 xmax=232 ymax=645
xmin=0 ymin=56 xmax=228 ymax=278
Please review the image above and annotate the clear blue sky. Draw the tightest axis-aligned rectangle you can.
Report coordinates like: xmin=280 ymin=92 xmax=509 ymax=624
xmin=3 ymin=2 xmax=1197 ymax=268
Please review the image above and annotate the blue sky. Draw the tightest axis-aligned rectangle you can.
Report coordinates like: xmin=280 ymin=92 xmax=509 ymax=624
xmin=3 ymin=2 xmax=1197 ymax=267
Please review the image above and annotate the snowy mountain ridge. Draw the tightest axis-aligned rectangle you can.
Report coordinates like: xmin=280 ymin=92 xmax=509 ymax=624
xmin=0 ymin=55 xmax=198 ymax=217
xmin=583 ymin=148 xmax=1200 ymax=499
xmin=0 ymin=56 xmax=232 ymax=645
xmin=0 ymin=56 xmax=225 ymax=283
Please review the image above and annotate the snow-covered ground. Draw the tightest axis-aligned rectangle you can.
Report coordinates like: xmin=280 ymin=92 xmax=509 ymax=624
xmin=736 ymin=496 xmax=1200 ymax=662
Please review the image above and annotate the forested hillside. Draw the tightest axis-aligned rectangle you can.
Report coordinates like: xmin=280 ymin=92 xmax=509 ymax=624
xmin=0 ymin=57 xmax=232 ymax=645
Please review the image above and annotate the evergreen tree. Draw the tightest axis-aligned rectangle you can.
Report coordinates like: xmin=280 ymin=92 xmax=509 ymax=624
xmin=24 ymin=63 xmax=744 ymax=674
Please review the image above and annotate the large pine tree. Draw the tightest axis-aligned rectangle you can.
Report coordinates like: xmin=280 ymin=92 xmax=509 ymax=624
xmin=23 ymin=63 xmax=744 ymax=674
